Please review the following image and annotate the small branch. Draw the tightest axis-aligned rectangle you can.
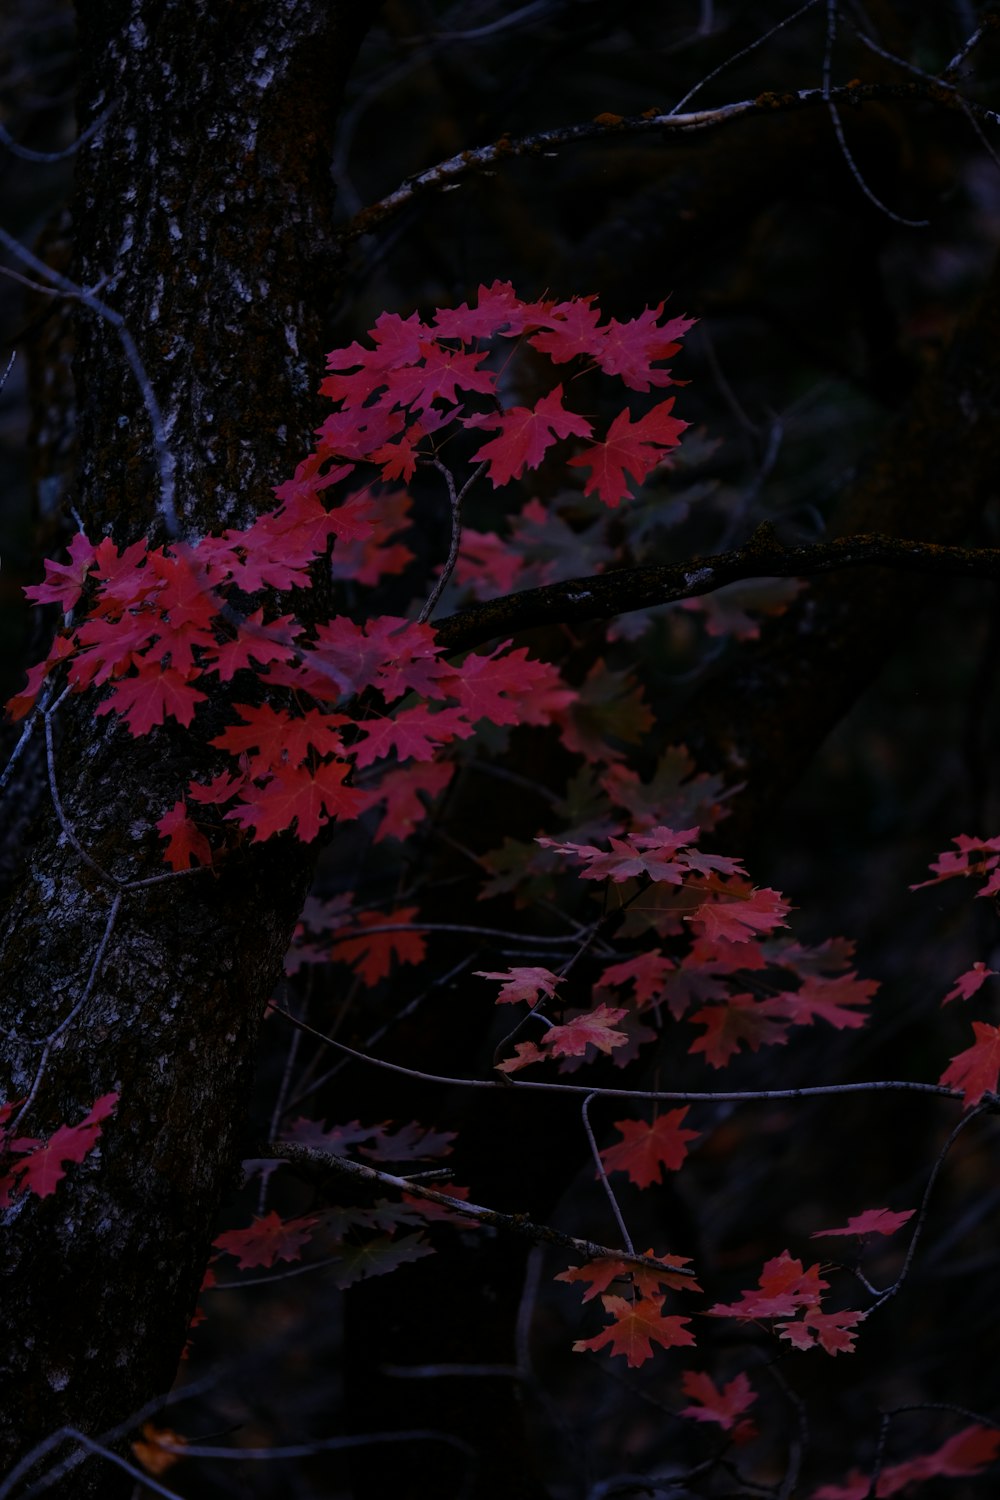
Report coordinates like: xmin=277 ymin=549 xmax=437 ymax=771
xmin=266 ymin=1139 xmax=696 ymax=1279
xmin=269 ymin=1003 xmax=964 ymax=1104
xmin=433 ymin=527 xmax=1000 ymax=650
xmin=865 ymin=1100 xmax=991 ymax=1309
xmin=43 ymin=709 xmax=125 ymax=890
xmin=0 ymin=1428 xmax=186 ymax=1500
xmin=582 ymin=1092 xmax=635 ymax=1256
xmin=418 ymin=459 xmax=486 ymax=624
xmin=0 ymin=103 xmax=115 ymax=163
xmin=7 ymin=894 xmax=123 ymax=1133
xmin=0 ymin=225 xmax=178 ymax=535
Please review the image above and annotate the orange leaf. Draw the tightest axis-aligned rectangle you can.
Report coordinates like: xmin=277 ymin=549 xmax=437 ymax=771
xmin=573 ymin=1294 xmax=694 ymax=1367
xmin=131 ymin=1422 xmax=187 ymax=1476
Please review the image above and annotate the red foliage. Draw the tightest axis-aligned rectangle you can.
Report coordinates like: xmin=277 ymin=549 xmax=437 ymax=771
xmin=8 ymin=281 xmax=1000 ymax=1492
xmin=0 ymin=1093 xmax=118 ymax=1206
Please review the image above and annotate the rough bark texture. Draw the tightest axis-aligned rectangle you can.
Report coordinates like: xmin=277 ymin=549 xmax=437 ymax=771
xmin=0 ymin=1 xmax=376 ymax=1490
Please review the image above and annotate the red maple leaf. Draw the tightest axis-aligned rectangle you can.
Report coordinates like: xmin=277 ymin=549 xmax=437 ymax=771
xmin=538 ymin=826 xmax=700 ymax=884
xmin=322 ymin=309 xmax=427 ymax=402
xmin=773 ymin=971 xmax=877 ymax=1030
xmin=448 ymin=643 xmax=574 ymax=728
xmin=202 ymin=610 xmax=301 ymax=681
xmin=814 ymin=1425 xmax=1000 ymax=1499
xmin=600 ymin=1110 xmax=700 ymax=1186
xmin=330 ymin=906 xmax=427 ymax=984
xmin=3 ymin=1093 xmax=118 ymax=1202
xmin=528 ymin=299 xmax=694 ymax=391
xmin=351 ymin=704 xmax=472 ymax=769
xmin=367 ymin=760 xmax=454 ymax=843
xmin=939 ymin=1020 xmax=1000 ymax=1106
xmin=591 ymin=306 xmax=696 ymax=390
xmin=213 ymin=1210 xmax=319 ymax=1270
xmin=494 ymin=1040 xmax=549 ymax=1075
xmin=544 ymin=1003 xmax=630 ymax=1059
xmin=910 ymin=833 xmax=1000 ymax=896
xmin=688 ymin=994 xmax=789 ymax=1067
xmin=310 ymin=615 xmax=448 ymax=702
xmin=467 ymin=385 xmax=593 ymax=485
xmin=95 ymin=665 xmax=206 ymax=736
xmin=156 ymin=800 xmax=212 ymax=871
xmin=709 ymin=1250 xmax=828 ymax=1320
xmin=943 ymin=961 xmax=998 ymax=1004
xmin=5 ymin=634 xmax=77 ymax=721
xmin=598 ymin=951 xmax=676 ymax=1007
xmin=386 ymin=341 xmax=495 ymax=413
xmin=211 ymin=703 xmax=346 ymax=773
xmin=573 ymin=1294 xmax=695 ymax=1367
xmin=812 ymin=1206 xmax=915 ymax=1239
xmin=226 ymin=760 xmax=367 ymax=842
xmin=679 ymin=1369 xmax=757 ymax=1436
xmin=778 ymin=1306 xmax=863 ymax=1356
xmin=475 ymin=966 xmax=563 ymax=1006
xmin=556 ymin=1249 xmax=698 ymax=1301
xmin=691 ymin=884 xmax=791 ymax=944
xmin=24 ymin=530 xmax=97 ymax=610
xmin=567 ymin=399 xmax=688 ymax=507
xmin=328 ymin=487 xmax=414 ymax=586
xmin=431 ymin=279 xmax=541 ymax=341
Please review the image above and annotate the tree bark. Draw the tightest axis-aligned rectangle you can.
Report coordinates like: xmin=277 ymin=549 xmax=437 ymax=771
xmin=0 ymin=2 xmax=375 ymax=1490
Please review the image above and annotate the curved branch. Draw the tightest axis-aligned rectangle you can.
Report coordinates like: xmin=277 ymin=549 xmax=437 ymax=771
xmin=433 ymin=526 xmax=1000 ymax=651
xmin=342 ymin=80 xmax=991 ymax=243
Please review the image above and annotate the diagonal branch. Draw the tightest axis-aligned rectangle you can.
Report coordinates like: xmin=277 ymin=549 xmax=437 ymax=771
xmin=342 ymin=80 xmax=993 ymax=244
xmin=433 ymin=525 xmax=1000 ymax=651
xmin=265 ymin=1138 xmax=696 ymax=1279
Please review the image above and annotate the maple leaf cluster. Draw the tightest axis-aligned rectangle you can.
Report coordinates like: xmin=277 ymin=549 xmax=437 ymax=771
xmin=812 ymin=1425 xmax=1000 ymax=1499
xmin=911 ymin=835 xmax=1000 ymax=1108
xmin=708 ymin=1248 xmax=864 ymax=1356
xmin=208 ymin=1115 xmax=468 ymax=1293
xmin=10 ymin=281 xmax=1000 ymax=1491
xmin=479 ymin=827 xmax=878 ymax=1077
xmin=6 ymin=283 xmax=704 ymax=867
xmin=316 ymin=278 xmax=693 ymax=504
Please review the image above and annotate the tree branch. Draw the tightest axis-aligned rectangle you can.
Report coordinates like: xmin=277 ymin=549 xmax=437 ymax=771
xmin=433 ymin=525 xmax=1000 ymax=651
xmin=265 ymin=1139 xmax=696 ymax=1278
xmin=342 ymin=80 xmax=992 ymax=243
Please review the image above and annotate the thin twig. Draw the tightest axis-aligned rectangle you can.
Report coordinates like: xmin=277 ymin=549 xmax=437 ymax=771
xmin=582 ymin=1092 xmax=635 ymax=1256
xmin=0 ymin=225 xmax=178 ymax=534
xmin=669 ymin=0 xmax=820 ymax=115
xmin=269 ymin=1002 xmax=965 ymax=1105
xmin=419 ymin=459 xmax=487 ymax=623
xmin=866 ymin=1100 xmax=992 ymax=1309
xmin=0 ymin=1429 xmax=186 ymax=1500
xmin=7 ymin=893 xmax=122 ymax=1133
xmin=0 ymin=103 xmax=115 ymax=163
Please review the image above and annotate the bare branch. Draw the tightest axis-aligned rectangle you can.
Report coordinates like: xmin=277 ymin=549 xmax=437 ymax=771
xmin=342 ymin=80 xmax=993 ymax=245
xmin=433 ymin=526 xmax=1000 ymax=651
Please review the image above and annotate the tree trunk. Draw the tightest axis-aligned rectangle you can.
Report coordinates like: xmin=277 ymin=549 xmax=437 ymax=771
xmin=0 ymin=2 xmax=375 ymax=1489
